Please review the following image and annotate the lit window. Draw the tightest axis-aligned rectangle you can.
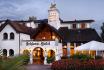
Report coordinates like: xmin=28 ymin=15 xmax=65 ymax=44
xmin=64 ymin=45 xmax=67 ymax=48
xmin=81 ymin=23 xmax=86 ymax=29
xmin=42 ymin=37 xmax=46 ymax=39
xmin=52 ymin=36 xmax=55 ymax=39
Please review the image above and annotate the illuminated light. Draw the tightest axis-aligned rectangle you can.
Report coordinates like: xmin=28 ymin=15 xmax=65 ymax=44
xmin=89 ymin=51 xmax=91 ymax=54
xmin=33 ymin=51 xmax=36 ymax=56
xmin=42 ymin=37 xmax=46 ymax=39
xmin=38 ymin=48 xmax=40 ymax=50
xmin=70 ymin=46 xmax=74 ymax=49
xmin=64 ymin=45 xmax=67 ymax=48
xmin=28 ymin=48 xmax=32 ymax=52
xmin=37 ymin=52 xmax=40 ymax=56
xmin=45 ymin=48 xmax=47 ymax=52
xmin=52 ymin=35 xmax=55 ymax=39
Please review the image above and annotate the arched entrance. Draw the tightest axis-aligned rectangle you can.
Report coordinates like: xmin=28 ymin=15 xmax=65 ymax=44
xmin=47 ymin=50 xmax=55 ymax=63
xmin=33 ymin=47 xmax=44 ymax=64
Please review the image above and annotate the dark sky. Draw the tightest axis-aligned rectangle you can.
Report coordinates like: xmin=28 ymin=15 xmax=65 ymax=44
xmin=0 ymin=0 xmax=104 ymax=33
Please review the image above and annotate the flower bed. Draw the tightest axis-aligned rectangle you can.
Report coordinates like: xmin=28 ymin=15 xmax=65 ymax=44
xmin=51 ymin=59 xmax=104 ymax=70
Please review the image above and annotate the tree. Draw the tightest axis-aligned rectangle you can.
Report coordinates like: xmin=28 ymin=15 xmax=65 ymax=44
xmin=101 ymin=22 xmax=104 ymax=42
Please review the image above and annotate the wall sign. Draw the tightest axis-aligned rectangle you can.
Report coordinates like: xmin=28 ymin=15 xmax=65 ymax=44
xmin=26 ymin=41 xmax=50 ymax=46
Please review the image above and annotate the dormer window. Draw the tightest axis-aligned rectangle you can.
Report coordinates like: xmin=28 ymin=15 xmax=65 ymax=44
xmin=10 ymin=32 xmax=14 ymax=40
xmin=3 ymin=33 xmax=8 ymax=40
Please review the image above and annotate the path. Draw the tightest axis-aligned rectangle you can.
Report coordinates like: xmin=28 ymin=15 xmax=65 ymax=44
xmin=26 ymin=64 xmax=51 ymax=70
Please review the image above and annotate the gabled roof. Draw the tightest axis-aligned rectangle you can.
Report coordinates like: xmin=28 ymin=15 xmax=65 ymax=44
xmin=0 ymin=20 xmax=31 ymax=34
xmin=31 ymin=23 xmax=62 ymax=39
xmin=58 ymin=27 xmax=101 ymax=43
xmin=61 ymin=20 xmax=94 ymax=24
xmin=14 ymin=20 xmax=43 ymax=24
xmin=0 ymin=20 xmax=101 ymax=43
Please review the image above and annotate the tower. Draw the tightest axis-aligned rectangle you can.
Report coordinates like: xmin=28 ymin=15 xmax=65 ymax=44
xmin=48 ymin=1 xmax=60 ymax=29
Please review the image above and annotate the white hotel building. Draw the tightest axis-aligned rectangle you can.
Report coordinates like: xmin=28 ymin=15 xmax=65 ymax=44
xmin=0 ymin=3 xmax=101 ymax=64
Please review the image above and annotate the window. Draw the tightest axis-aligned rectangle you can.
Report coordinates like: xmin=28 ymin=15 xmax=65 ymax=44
xmin=3 ymin=49 xmax=7 ymax=56
xmin=73 ymin=24 xmax=76 ymax=29
xmin=10 ymin=32 xmax=14 ymax=39
xmin=9 ymin=49 xmax=14 ymax=56
xmin=81 ymin=23 xmax=86 ymax=29
xmin=3 ymin=33 xmax=8 ymax=40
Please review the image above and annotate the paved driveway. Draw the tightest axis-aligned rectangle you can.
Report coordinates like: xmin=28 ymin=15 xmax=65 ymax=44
xmin=26 ymin=64 xmax=51 ymax=70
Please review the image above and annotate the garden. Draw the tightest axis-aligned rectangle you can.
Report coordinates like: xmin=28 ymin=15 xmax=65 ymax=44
xmin=51 ymin=54 xmax=104 ymax=70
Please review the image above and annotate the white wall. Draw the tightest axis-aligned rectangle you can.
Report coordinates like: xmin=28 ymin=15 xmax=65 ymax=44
xmin=21 ymin=40 xmax=63 ymax=59
xmin=60 ymin=24 xmax=71 ymax=29
xmin=0 ymin=24 xmax=31 ymax=56
xmin=0 ymin=23 xmax=63 ymax=64
xmin=86 ymin=23 xmax=90 ymax=28
xmin=61 ymin=23 xmax=91 ymax=29
xmin=20 ymin=33 xmax=30 ymax=54
xmin=0 ymin=24 xmax=19 ymax=56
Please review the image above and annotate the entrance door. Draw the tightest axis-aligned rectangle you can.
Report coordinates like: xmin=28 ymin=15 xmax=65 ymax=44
xmin=33 ymin=47 xmax=44 ymax=64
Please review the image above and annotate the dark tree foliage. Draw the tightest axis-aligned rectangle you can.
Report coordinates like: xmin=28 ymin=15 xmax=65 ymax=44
xmin=101 ymin=22 xmax=104 ymax=42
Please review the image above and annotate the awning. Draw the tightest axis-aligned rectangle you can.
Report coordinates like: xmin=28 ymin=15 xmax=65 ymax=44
xmin=74 ymin=41 xmax=104 ymax=51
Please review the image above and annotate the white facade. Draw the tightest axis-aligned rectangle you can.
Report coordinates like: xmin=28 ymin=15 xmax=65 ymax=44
xmin=0 ymin=23 xmax=63 ymax=64
xmin=21 ymin=40 xmax=63 ymax=64
xmin=0 ymin=24 xmax=20 ymax=56
xmin=0 ymin=24 xmax=30 ymax=56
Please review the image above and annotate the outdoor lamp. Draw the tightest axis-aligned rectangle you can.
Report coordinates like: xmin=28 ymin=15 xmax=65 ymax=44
xmin=64 ymin=45 xmax=67 ymax=48
xmin=52 ymin=35 xmax=55 ymax=40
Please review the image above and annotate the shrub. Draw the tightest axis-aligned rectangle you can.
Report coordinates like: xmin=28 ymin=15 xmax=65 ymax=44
xmin=61 ymin=56 xmax=69 ymax=59
xmin=22 ymin=55 xmax=30 ymax=65
xmin=0 ymin=55 xmax=29 ymax=70
xmin=47 ymin=56 xmax=55 ymax=64
xmin=51 ymin=59 xmax=104 ymax=70
xmin=70 ymin=54 xmax=93 ymax=60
